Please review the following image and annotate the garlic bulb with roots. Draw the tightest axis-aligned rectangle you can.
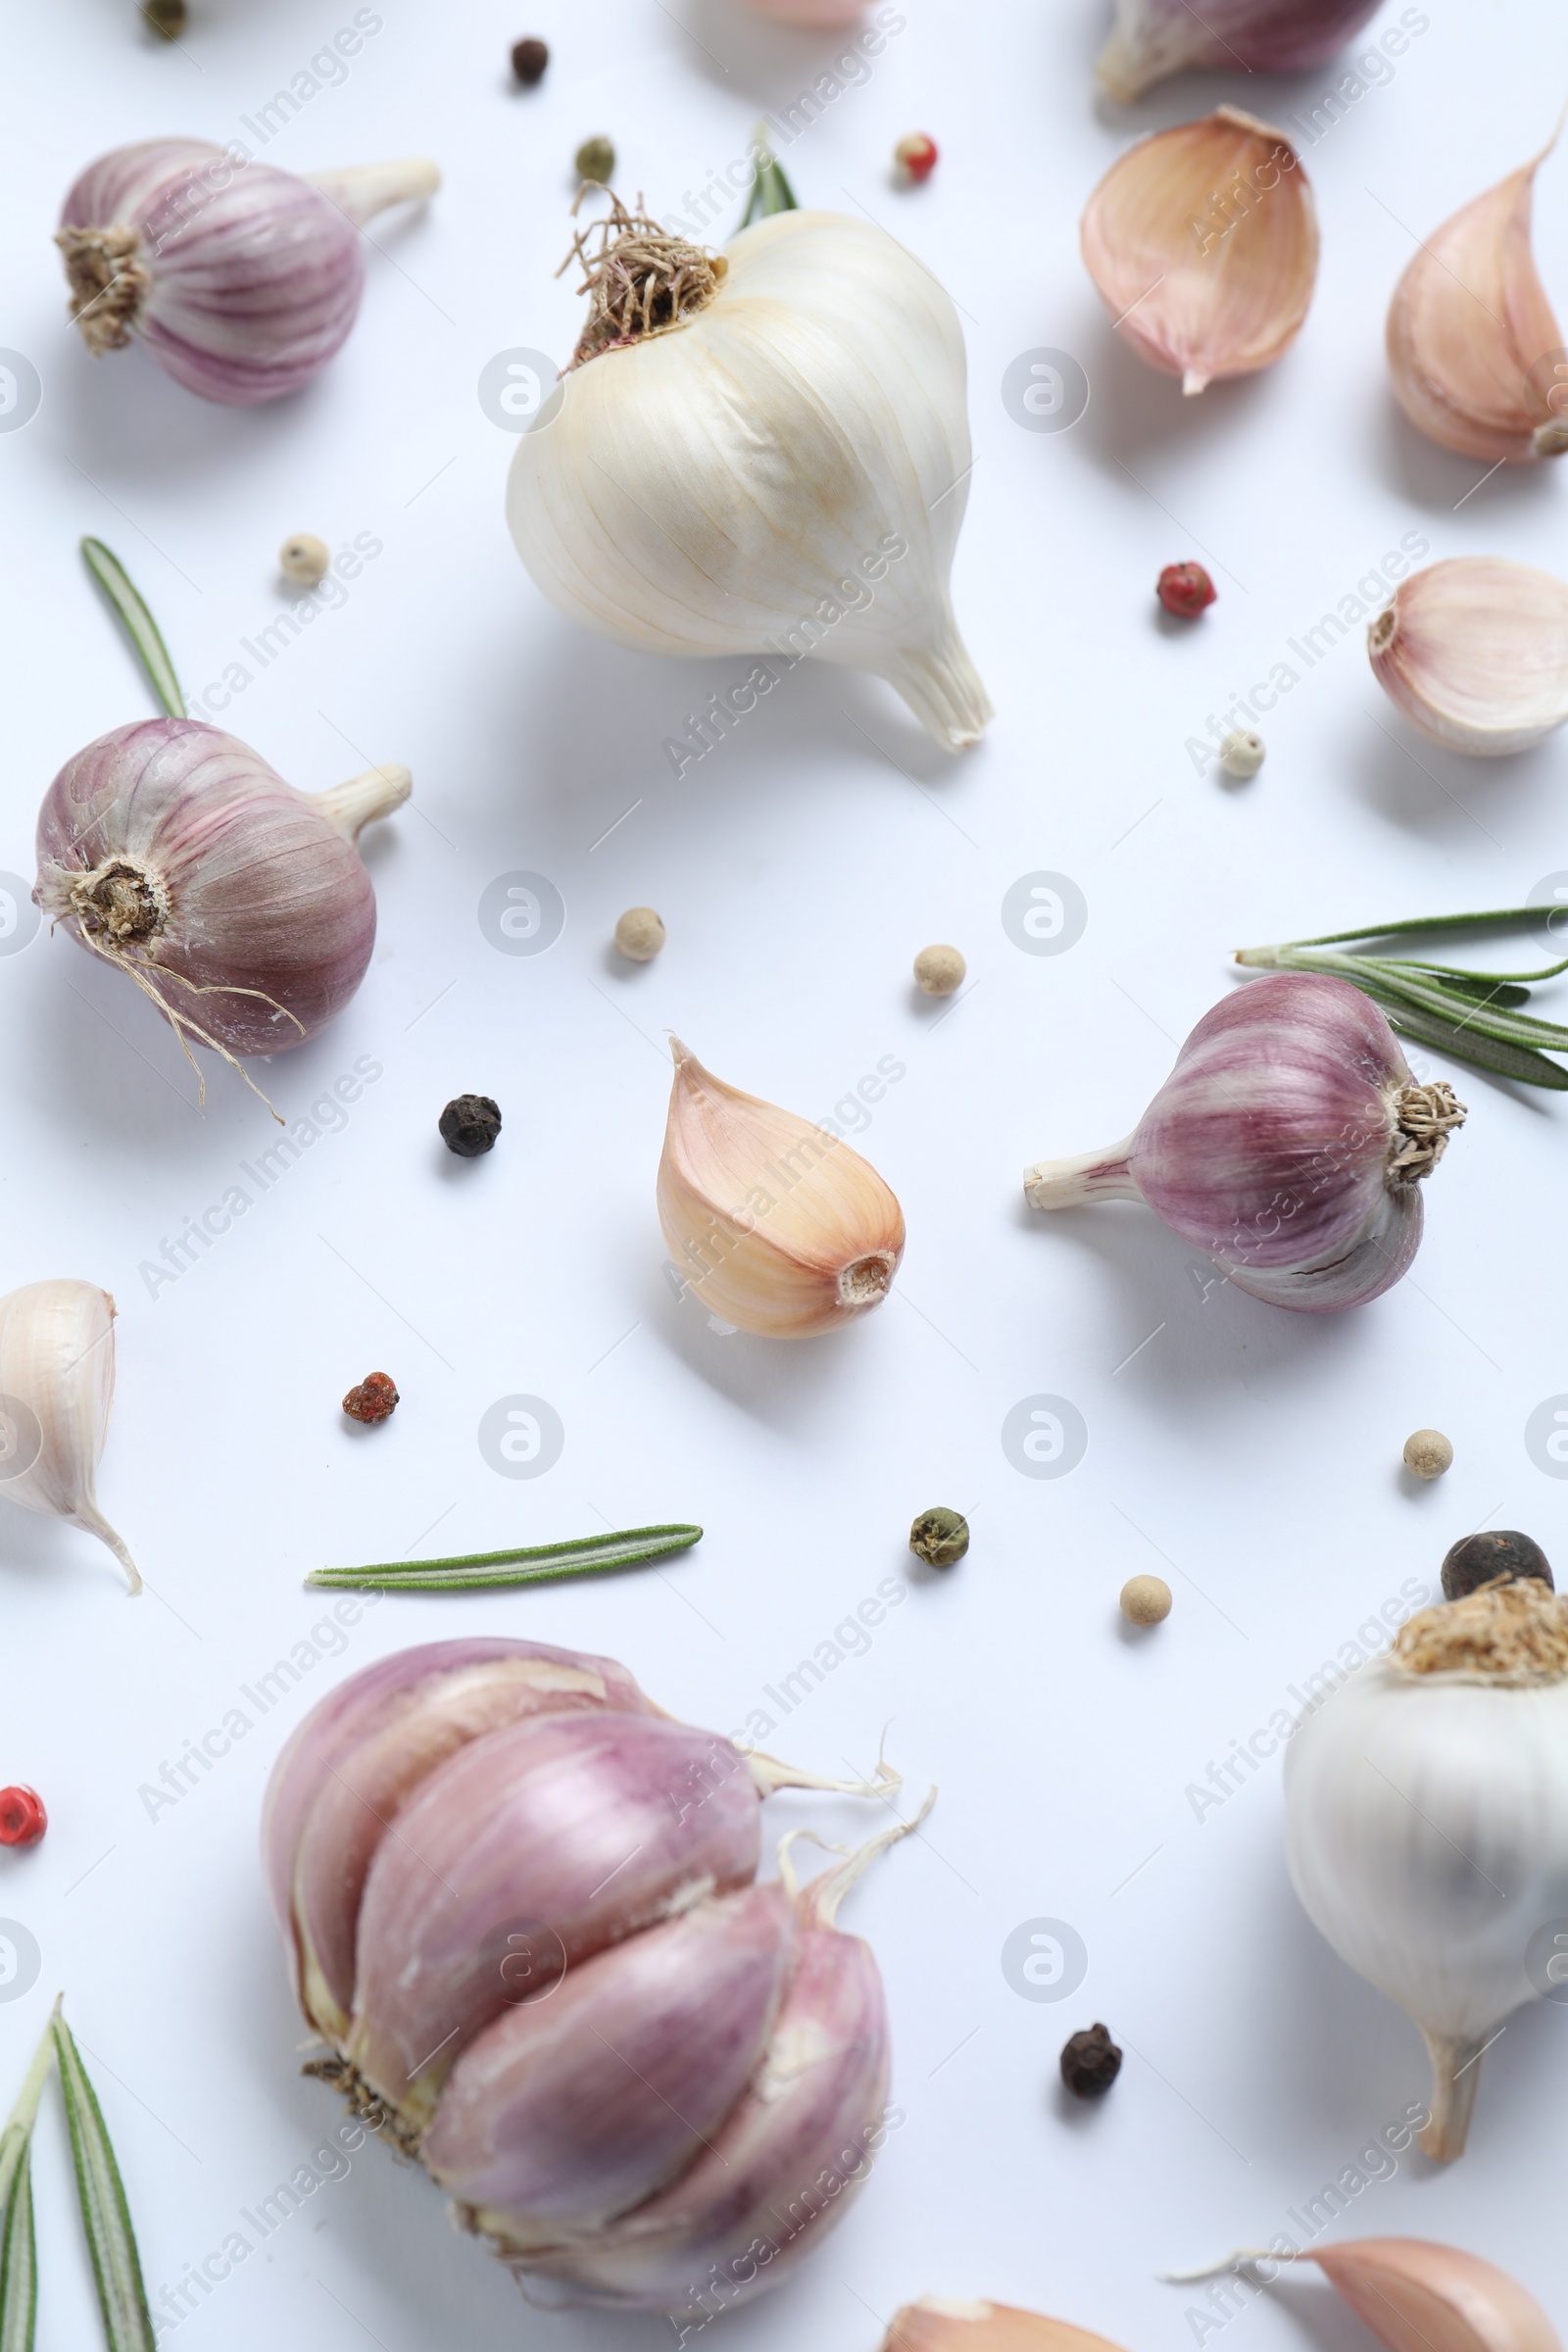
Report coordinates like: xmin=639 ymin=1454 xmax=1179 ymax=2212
xmin=1368 ymin=559 xmax=1568 ymax=756
xmin=1080 ymin=111 xmax=1318 ymax=395
xmin=57 ymin=141 xmax=440 ymax=405
xmin=1285 ymin=1578 xmax=1568 ymax=2160
xmin=1023 ymin=973 xmax=1465 ymax=1313
xmin=263 ymin=1639 xmax=919 ymax=2317
xmin=0 ymin=1282 xmax=137 ymax=1592
xmin=34 ymin=718 xmax=409 ymax=1095
xmin=1097 ymin=0 xmax=1383 ymax=100
xmin=507 ymin=199 xmax=991 ymax=752
xmin=659 ymin=1038 xmax=906 ymax=1337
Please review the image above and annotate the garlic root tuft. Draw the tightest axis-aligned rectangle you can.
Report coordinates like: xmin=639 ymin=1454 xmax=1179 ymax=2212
xmin=560 ymin=192 xmax=726 ymax=369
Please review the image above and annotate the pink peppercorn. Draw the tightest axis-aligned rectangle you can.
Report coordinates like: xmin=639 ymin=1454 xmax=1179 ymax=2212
xmin=895 ymin=134 xmax=939 ymax=184
xmin=1157 ymin=562 xmax=1216 ymax=617
xmin=0 ymin=1787 xmax=47 ymax=1847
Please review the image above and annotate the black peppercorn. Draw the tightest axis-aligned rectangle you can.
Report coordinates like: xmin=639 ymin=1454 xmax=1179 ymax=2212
xmin=909 ymin=1506 xmax=968 ymax=1567
xmin=512 ymin=35 xmax=549 ymax=83
xmin=1059 ymin=2023 xmax=1121 ymax=2098
xmin=1442 ymin=1530 xmax=1553 ymax=1601
xmin=440 ymin=1095 xmax=503 ymax=1157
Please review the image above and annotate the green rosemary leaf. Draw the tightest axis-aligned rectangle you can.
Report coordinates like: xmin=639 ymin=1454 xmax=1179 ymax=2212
xmin=52 ymin=2014 xmax=156 ymax=2352
xmin=0 ymin=2143 xmax=36 ymax=2352
xmin=307 ymin=1521 xmax=703 ymax=1592
xmin=1368 ymin=962 xmax=1533 ymax=1008
xmin=1284 ymin=951 xmax=1568 ymax=1053
xmin=740 ymin=128 xmax=799 ymax=226
xmin=1280 ymin=906 xmax=1559 ymax=950
xmin=81 ymin=539 xmax=184 ymax=722
xmin=1381 ymin=1002 xmax=1568 ymax=1089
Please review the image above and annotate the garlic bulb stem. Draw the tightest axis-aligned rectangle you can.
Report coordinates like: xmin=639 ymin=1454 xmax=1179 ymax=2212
xmin=1023 ymin=1135 xmax=1140 ymax=1209
xmin=309 ymin=764 xmax=413 ymax=842
xmin=1421 ymin=2031 xmax=1484 ymax=2162
xmin=302 ymin=158 xmax=441 ymax=229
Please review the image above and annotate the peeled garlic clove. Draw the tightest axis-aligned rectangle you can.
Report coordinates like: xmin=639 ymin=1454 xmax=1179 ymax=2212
xmin=1097 ymin=0 xmax=1383 ymax=99
xmin=345 ymin=1711 xmax=764 ymax=2127
xmin=659 ymin=1040 xmax=906 ymax=1338
xmin=424 ymin=1883 xmax=797 ymax=2238
xmin=0 ymin=1281 xmax=136 ymax=1592
xmin=508 ymin=206 xmax=991 ymax=753
xmin=1387 ymin=144 xmax=1568 ymax=464
xmin=1368 ymin=558 xmax=1568 ymax=756
xmin=58 ymin=140 xmax=440 ymax=406
xmin=34 ymin=719 xmax=409 ymax=1069
xmin=286 ymin=1649 xmax=658 ymax=2041
xmin=1024 ymin=973 xmax=1463 ymax=1314
xmin=1081 ymin=110 xmax=1318 ymax=394
xmin=884 ymin=2306 xmax=1131 ymax=2352
xmin=1307 ymin=2241 xmax=1562 ymax=2352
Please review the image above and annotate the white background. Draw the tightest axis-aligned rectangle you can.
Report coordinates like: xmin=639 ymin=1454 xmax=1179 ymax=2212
xmin=2 ymin=0 xmax=1567 ymax=2347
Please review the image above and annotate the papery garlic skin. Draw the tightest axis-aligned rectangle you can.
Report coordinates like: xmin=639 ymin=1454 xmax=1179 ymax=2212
xmin=884 ymin=2304 xmax=1133 ymax=2352
xmin=1285 ymin=1585 xmax=1568 ymax=2159
xmin=1024 ymin=974 xmax=1463 ymax=1313
xmin=1307 ymin=2241 xmax=1563 ymax=2352
xmin=1387 ymin=149 xmax=1568 ymax=464
xmin=1081 ymin=110 xmax=1317 ymax=394
xmin=0 ymin=1282 xmax=136 ymax=1592
xmin=659 ymin=1040 xmax=906 ymax=1337
xmin=34 ymin=719 xmax=409 ymax=1061
xmin=739 ymin=0 xmax=866 ymax=21
xmin=508 ymin=209 xmax=991 ymax=752
xmin=1369 ymin=560 xmax=1568 ymax=756
xmin=58 ymin=140 xmax=439 ymax=405
xmin=1097 ymin=0 xmax=1382 ymax=99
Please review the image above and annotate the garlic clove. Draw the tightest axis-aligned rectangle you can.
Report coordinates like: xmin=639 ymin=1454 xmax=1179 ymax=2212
xmin=1308 ymin=2240 xmax=1562 ymax=2352
xmin=288 ymin=1652 xmax=657 ymax=2042
xmin=1081 ymin=110 xmax=1318 ymax=394
xmin=1368 ymin=558 xmax=1568 ymax=756
xmin=1096 ymin=0 xmax=1383 ymax=100
xmin=424 ymin=1883 xmax=797 ymax=2238
xmin=1387 ymin=144 xmax=1568 ymax=464
xmin=883 ymin=2305 xmax=1132 ymax=2352
xmin=659 ymin=1040 xmax=905 ymax=1338
xmin=345 ymin=1711 xmax=765 ymax=2128
xmin=0 ymin=1281 xmax=136 ymax=1592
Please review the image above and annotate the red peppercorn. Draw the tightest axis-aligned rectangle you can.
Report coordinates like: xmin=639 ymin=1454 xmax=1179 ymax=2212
xmin=1157 ymin=562 xmax=1216 ymax=618
xmin=894 ymin=134 xmax=939 ymax=184
xmin=343 ymin=1372 xmax=399 ymax=1425
xmin=0 ymin=1787 xmax=47 ymax=1848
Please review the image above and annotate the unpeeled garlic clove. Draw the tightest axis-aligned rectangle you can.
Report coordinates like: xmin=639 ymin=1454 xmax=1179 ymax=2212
xmin=1174 ymin=2242 xmax=1560 ymax=2352
xmin=882 ymin=2303 xmax=1132 ymax=2352
xmin=1096 ymin=0 xmax=1383 ymax=101
xmin=1081 ymin=109 xmax=1318 ymax=394
xmin=1368 ymin=557 xmax=1568 ymax=755
xmin=659 ymin=1040 xmax=905 ymax=1338
xmin=1387 ymin=140 xmax=1568 ymax=464
xmin=0 ymin=1280 xmax=137 ymax=1592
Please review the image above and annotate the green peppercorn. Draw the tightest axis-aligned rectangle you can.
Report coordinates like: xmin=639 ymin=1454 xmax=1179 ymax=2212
xmin=909 ymin=1507 xmax=968 ymax=1568
xmin=1442 ymin=1530 xmax=1553 ymax=1601
xmin=575 ymin=135 xmax=615 ymax=187
xmin=141 ymin=0 xmax=186 ymax=35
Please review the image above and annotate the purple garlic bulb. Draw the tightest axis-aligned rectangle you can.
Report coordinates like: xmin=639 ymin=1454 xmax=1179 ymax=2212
xmin=1097 ymin=0 xmax=1385 ymax=100
xmin=263 ymin=1640 xmax=916 ymax=2318
xmin=1024 ymin=972 xmax=1466 ymax=1313
xmin=57 ymin=140 xmax=439 ymax=404
xmin=34 ymin=717 xmax=410 ymax=1066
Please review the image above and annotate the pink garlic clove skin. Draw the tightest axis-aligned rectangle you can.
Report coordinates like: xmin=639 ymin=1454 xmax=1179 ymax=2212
xmin=58 ymin=140 xmax=438 ymax=405
xmin=1025 ymin=973 xmax=1458 ymax=1314
xmin=1097 ymin=0 xmax=1383 ymax=100
xmin=424 ymin=1883 xmax=797 ymax=2237
xmin=504 ymin=1914 xmax=891 ymax=2313
xmin=346 ymin=1711 xmax=765 ymax=2126
xmin=737 ymin=0 xmax=867 ymax=22
xmin=34 ymin=719 xmax=408 ymax=1058
xmin=284 ymin=1649 xmax=659 ymax=2042
xmin=1308 ymin=2240 xmax=1562 ymax=2352
xmin=1369 ymin=560 xmax=1568 ymax=757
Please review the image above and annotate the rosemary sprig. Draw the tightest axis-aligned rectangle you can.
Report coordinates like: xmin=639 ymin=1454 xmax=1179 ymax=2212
xmin=307 ymin=1521 xmax=703 ymax=1592
xmin=0 ymin=2017 xmax=54 ymax=2352
xmin=52 ymin=2013 xmax=156 ymax=2352
xmin=1237 ymin=906 xmax=1568 ymax=1089
xmin=81 ymin=539 xmax=184 ymax=722
xmin=740 ymin=126 xmax=799 ymax=227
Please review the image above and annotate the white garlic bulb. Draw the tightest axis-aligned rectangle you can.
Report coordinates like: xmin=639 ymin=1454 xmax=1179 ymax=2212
xmin=508 ymin=204 xmax=991 ymax=753
xmin=659 ymin=1041 xmax=905 ymax=1338
xmin=0 ymin=1282 xmax=137 ymax=1592
xmin=1285 ymin=1578 xmax=1568 ymax=2158
xmin=1368 ymin=559 xmax=1568 ymax=756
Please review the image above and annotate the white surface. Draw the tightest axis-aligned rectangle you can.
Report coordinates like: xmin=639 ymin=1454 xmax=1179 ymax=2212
xmin=2 ymin=1 xmax=1567 ymax=2348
